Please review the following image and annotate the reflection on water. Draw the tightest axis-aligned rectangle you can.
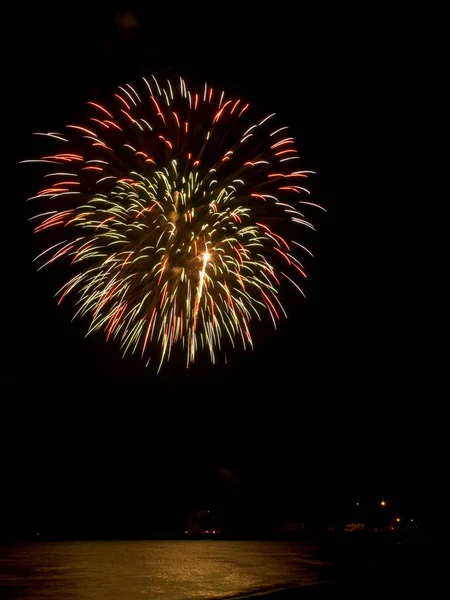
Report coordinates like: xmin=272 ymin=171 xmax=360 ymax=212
xmin=0 ymin=540 xmax=330 ymax=599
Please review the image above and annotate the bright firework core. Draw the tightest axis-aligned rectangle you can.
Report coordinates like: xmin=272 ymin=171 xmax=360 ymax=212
xmin=25 ymin=75 xmax=322 ymax=370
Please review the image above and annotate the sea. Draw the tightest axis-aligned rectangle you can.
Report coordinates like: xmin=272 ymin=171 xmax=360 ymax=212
xmin=0 ymin=540 xmax=331 ymax=599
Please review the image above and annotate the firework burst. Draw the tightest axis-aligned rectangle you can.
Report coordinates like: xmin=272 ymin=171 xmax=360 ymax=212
xmin=24 ymin=75 xmax=323 ymax=370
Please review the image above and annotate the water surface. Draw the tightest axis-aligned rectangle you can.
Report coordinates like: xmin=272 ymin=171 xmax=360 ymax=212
xmin=0 ymin=540 xmax=331 ymax=599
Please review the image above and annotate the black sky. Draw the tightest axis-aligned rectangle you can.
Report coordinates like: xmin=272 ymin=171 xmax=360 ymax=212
xmin=1 ymin=5 xmax=433 ymax=538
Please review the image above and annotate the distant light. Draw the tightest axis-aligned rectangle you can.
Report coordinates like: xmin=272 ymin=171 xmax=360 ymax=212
xmin=396 ymin=517 xmax=400 ymax=522
xmin=410 ymin=519 xmax=413 ymax=522
xmin=356 ymin=502 xmax=359 ymax=506
xmin=380 ymin=500 xmax=387 ymax=507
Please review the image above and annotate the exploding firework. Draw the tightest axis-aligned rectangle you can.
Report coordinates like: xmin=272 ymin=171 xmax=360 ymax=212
xmin=24 ymin=75 xmax=323 ymax=369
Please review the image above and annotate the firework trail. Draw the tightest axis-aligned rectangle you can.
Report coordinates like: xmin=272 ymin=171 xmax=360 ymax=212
xmin=24 ymin=75 xmax=323 ymax=370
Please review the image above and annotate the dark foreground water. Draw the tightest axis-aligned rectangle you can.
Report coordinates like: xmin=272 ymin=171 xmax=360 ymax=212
xmin=0 ymin=540 xmax=331 ymax=599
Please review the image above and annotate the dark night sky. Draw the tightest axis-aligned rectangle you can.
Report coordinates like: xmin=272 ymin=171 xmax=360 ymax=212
xmin=1 ymin=5 xmax=433 ymax=537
